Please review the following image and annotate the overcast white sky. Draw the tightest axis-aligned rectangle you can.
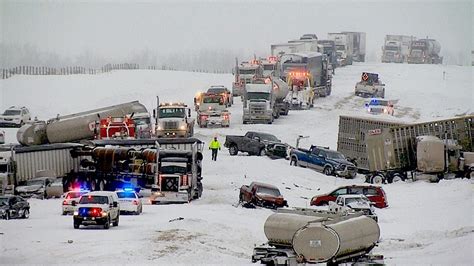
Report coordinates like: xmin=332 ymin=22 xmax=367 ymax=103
xmin=1 ymin=0 xmax=472 ymax=64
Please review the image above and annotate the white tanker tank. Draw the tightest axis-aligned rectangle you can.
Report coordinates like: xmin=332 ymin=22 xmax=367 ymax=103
xmin=17 ymin=101 xmax=148 ymax=146
xmin=253 ymin=209 xmax=381 ymax=264
xmin=273 ymin=78 xmax=291 ymax=116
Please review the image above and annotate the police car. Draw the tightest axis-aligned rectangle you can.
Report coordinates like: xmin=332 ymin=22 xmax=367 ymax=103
xmin=62 ymin=189 xmax=90 ymax=215
xmin=116 ymin=189 xmax=142 ymax=215
xmin=72 ymin=191 xmax=120 ymax=229
xmin=365 ymin=98 xmax=395 ymax=116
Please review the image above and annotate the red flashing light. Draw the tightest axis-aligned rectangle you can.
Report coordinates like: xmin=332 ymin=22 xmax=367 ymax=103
xmin=62 ymin=200 xmax=68 ymax=205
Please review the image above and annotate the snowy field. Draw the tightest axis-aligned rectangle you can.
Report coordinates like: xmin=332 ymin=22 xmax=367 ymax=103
xmin=0 ymin=63 xmax=473 ymax=264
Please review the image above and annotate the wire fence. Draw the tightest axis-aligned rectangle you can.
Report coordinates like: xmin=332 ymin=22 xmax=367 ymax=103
xmin=1 ymin=63 xmax=231 ymax=79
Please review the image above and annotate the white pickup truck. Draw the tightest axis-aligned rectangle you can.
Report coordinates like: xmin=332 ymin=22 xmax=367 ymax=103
xmin=329 ymin=194 xmax=378 ymax=222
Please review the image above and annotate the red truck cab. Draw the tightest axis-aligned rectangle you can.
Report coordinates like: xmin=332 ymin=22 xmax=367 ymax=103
xmin=239 ymin=182 xmax=288 ymax=209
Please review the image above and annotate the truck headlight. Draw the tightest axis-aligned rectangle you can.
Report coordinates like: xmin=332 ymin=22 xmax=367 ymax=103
xmin=73 ymin=211 xmax=79 ymax=216
xmin=157 ymin=124 xmax=163 ymax=131
xmin=179 ymin=123 xmax=186 ymax=130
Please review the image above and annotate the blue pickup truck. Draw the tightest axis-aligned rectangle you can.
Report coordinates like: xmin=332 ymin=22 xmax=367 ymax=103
xmin=289 ymin=145 xmax=357 ymax=178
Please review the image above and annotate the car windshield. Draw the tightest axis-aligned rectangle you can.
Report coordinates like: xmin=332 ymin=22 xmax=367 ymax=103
xmin=117 ymin=192 xmax=137 ymax=199
xmin=281 ymin=54 xmax=306 ymax=64
xmin=263 ymin=64 xmax=274 ymax=71
xmin=203 ymin=96 xmax=222 ymax=104
xmin=385 ymin=46 xmax=399 ymax=51
xmin=134 ymin=117 xmax=150 ymax=125
xmin=160 ymin=165 xmax=187 ymax=174
xmin=66 ymin=192 xmax=86 ymax=199
xmin=369 ymin=99 xmax=390 ymax=106
xmin=239 ymin=69 xmax=257 ymax=75
xmin=256 ymin=187 xmax=281 ymax=197
xmin=257 ymin=133 xmax=280 ymax=142
xmin=26 ymin=179 xmax=45 ymax=186
xmin=247 ymin=92 xmax=270 ymax=101
xmin=3 ymin=110 xmax=21 ymax=116
xmin=79 ymin=195 xmax=109 ymax=204
xmin=326 ymin=151 xmax=345 ymax=160
xmin=0 ymin=197 xmax=9 ymax=205
xmin=159 ymin=108 xmax=185 ymax=118
xmin=207 ymin=88 xmax=225 ymax=94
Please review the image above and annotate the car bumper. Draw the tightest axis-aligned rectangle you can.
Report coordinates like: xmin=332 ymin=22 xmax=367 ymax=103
xmin=335 ymin=169 xmax=357 ymax=179
xmin=0 ymin=121 xmax=21 ymax=127
xmin=119 ymin=204 xmax=140 ymax=213
xmin=62 ymin=206 xmax=76 ymax=214
xmin=74 ymin=216 xmax=108 ymax=225
xmin=150 ymin=191 xmax=189 ymax=204
xmin=156 ymin=130 xmax=188 ymax=138
xmin=201 ymin=118 xmax=230 ymax=127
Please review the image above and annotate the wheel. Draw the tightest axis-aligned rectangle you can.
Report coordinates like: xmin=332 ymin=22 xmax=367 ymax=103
xmin=113 ymin=215 xmax=119 ymax=227
xmin=62 ymin=211 xmax=67 ymax=215
xmin=22 ymin=209 xmax=29 ymax=219
xmin=229 ymin=145 xmax=238 ymax=156
xmin=388 ymin=173 xmax=405 ymax=183
xmin=371 ymin=174 xmax=384 ymax=184
xmin=104 ymin=217 xmax=110 ymax=229
xmin=4 ymin=211 xmax=10 ymax=220
xmin=323 ymin=166 xmax=333 ymax=176
xmin=73 ymin=222 xmax=80 ymax=229
xmin=259 ymin=149 xmax=266 ymax=156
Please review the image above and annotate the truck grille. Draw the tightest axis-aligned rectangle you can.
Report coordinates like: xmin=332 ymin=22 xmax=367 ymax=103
xmin=161 ymin=176 xmax=179 ymax=192
xmin=250 ymin=104 xmax=266 ymax=114
xmin=164 ymin=121 xmax=178 ymax=130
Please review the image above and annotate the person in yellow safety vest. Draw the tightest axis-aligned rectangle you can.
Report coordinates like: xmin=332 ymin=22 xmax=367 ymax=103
xmin=209 ymin=136 xmax=221 ymax=161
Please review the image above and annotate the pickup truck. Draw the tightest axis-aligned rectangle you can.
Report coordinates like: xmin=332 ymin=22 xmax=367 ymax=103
xmin=289 ymin=145 xmax=357 ymax=178
xmin=224 ymin=131 xmax=281 ymax=156
xmin=329 ymin=195 xmax=378 ymax=222
xmin=239 ymin=182 xmax=288 ymax=209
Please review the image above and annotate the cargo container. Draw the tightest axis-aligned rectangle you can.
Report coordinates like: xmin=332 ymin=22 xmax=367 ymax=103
xmin=337 ymin=115 xmax=474 ymax=183
xmin=0 ymin=143 xmax=87 ymax=188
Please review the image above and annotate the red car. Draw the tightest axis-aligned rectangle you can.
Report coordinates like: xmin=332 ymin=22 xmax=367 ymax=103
xmin=239 ymin=182 xmax=288 ymax=209
xmin=310 ymin=184 xmax=388 ymax=208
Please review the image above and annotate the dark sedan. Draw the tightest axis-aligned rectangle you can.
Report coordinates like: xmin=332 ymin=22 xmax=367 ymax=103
xmin=0 ymin=195 xmax=30 ymax=220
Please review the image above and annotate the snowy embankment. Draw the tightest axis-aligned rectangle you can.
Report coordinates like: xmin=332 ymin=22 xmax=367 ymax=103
xmin=0 ymin=63 xmax=472 ymax=264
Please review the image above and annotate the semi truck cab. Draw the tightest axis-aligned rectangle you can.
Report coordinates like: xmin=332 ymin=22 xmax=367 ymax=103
xmin=155 ymin=103 xmax=194 ymax=138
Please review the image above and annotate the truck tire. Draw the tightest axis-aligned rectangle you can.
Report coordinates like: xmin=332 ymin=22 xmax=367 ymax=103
xmin=22 ymin=209 xmax=29 ymax=219
xmin=323 ymin=166 xmax=333 ymax=176
xmin=259 ymin=149 xmax=266 ymax=156
xmin=388 ymin=172 xmax=405 ymax=183
xmin=73 ymin=222 xmax=80 ymax=229
xmin=103 ymin=216 xmax=110 ymax=229
xmin=113 ymin=215 xmax=119 ymax=227
xmin=371 ymin=174 xmax=384 ymax=184
xmin=229 ymin=145 xmax=238 ymax=156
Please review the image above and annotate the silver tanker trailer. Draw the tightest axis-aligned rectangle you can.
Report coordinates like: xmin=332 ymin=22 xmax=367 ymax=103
xmin=17 ymin=101 xmax=150 ymax=146
xmin=252 ymin=208 xmax=382 ymax=265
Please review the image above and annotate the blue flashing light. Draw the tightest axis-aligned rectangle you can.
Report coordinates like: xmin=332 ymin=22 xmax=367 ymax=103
xmin=123 ymin=187 xmax=134 ymax=192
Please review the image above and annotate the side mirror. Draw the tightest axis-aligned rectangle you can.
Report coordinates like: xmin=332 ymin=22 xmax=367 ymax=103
xmin=71 ymin=201 xmax=76 ymax=206
xmin=113 ymin=202 xmax=118 ymax=208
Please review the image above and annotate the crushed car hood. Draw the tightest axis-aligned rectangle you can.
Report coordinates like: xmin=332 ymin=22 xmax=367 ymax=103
xmin=16 ymin=185 xmax=43 ymax=193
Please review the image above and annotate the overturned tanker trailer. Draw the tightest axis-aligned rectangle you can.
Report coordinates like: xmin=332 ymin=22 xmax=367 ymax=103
xmin=252 ymin=208 xmax=381 ymax=265
xmin=17 ymin=101 xmax=150 ymax=146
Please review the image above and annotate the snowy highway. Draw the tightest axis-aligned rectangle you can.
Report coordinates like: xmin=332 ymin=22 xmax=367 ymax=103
xmin=0 ymin=63 xmax=473 ymax=264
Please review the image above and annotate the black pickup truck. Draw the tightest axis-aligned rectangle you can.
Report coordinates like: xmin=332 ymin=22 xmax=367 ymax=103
xmin=224 ymin=131 xmax=281 ymax=156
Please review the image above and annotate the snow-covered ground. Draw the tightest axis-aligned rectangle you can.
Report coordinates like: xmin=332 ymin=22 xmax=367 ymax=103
xmin=0 ymin=63 xmax=473 ymax=264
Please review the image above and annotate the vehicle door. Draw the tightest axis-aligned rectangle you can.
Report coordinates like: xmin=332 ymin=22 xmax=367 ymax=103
xmin=328 ymin=188 xmax=348 ymax=202
xmin=242 ymin=133 xmax=259 ymax=154
xmin=9 ymin=197 xmax=19 ymax=218
xmin=311 ymin=149 xmax=325 ymax=171
xmin=107 ymin=196 xmax=115 ymax=219
xmin=111 ymin=195 xmax=119 ymax=218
